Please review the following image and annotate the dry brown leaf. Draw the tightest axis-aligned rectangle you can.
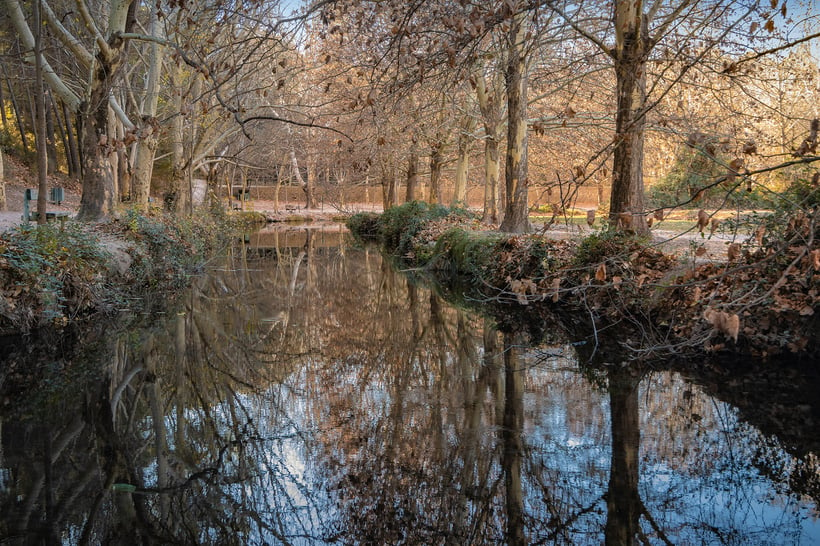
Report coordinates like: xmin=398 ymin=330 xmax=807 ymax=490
xmin=811 ymin=249 xmax=820 ymax=270
xmin=636 ymin=274 xmax=648 ymax=288
xmin=704 ymin=308 xmax=740 ymax=342
xmin=695 ymin=246 xmax=707 ymax=257
xmin=799 ymin=305 xmax=815 ymax=316
xmin=612 ymin=276 xmax=623 ymax=290
xmin=755 ymin=225 xmax=766 ymax=246
xmin=618 ymin=212 xmax=632 ymax=231
xmin=697 ymin=209 xmax=709 ymax=233
xmin=653 ymin=209 xmax=664 ymax=221
xmin=551 ymin=278 xmax=561 ymax=302
xmin=725 ymin=313 xmax=740 ymax=342
xmin=727 ymin=243 xmax=741 ymax=261
xmin=595 ymin=263 xmax=607 ymax=282
xmin=586 ymin=209 xmax=596 ymax=227
xmin=710 ymin=218 xmax=720 ymax=236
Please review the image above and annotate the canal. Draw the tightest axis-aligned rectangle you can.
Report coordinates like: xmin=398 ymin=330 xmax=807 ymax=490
xmin=0 ymin=224 xmax=818 ymax=544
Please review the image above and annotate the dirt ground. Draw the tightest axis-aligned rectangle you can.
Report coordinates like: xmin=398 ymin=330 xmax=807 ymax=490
xmin=0 ymin=166 xmax=738 ymax=263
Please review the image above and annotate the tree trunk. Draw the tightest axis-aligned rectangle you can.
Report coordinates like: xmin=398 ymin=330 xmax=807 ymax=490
xmin=428 ymin=141 xmax=444 ymax=205
xmin=45 ymin=93 xmax=58 ymax=175
xmin=34 ymin=0 xmax=48 ymax=225
xmin=1 ymin=62 xmax=30 ymax=154
xmin=76 ymin=0 xmax=137 ymax=221
xmin=131 ymin=12 xmax=163 ymax=210
xmin=77 ymin=87 xmax=119 ymax=220
xmin=474 ymin=65 xmax=503 ymax=224
xmin=62 ymin=102 xmax=80 ymax=179
xmin=453 ymin=115 xmax=476 ymax=206
xmin=483 ymin=134 xmax=501 ymax=224
xmin=405 ymin=136 xmax=419 ymax=202
xmin=609 ymin=0 xmax=649 ymax=234
xmin=499 ymin=7 xmax=530 ymax=233
xmin=305 ymin=153 xmax=317 ymax=209
xmin=382 ymin=160 xmax=398 ymax=210
xmin=0 ymin=148 xmax=6 ymax=212
xmin=170 ymin=89 xmax=192 ymax=215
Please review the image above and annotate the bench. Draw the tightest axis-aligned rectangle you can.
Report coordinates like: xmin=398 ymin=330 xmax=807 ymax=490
xmin=22 ymin=188 xmax=70 ymax=227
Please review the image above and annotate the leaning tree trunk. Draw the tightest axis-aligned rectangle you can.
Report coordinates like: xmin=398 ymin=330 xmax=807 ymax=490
xmin=609 ymin=0 xmax=649 ymax=234
xmin=499 ymin=7 xmax=530 ymax=234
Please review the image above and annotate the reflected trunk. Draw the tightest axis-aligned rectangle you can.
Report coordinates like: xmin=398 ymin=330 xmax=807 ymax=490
xmin=605 ymin=367 xmax=642 ymax=545
xmin=502 ymin=332 xmax=526 ymax=545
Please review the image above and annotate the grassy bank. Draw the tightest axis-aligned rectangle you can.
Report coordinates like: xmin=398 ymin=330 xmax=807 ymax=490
xmin=0 ymin=209 xmax=261 ymax=335
xmin=349 ymin=202 xmax=819 ymax=360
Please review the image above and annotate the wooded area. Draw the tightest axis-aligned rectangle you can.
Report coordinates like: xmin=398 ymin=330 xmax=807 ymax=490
xmin=0 ymin=0 xmax=818 ymax=229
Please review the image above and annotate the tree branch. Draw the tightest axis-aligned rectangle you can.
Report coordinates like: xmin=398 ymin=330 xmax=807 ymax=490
xmin=2 ymin=0 xmax=81 ymax=111
xmin=724 ymin=30 xmax=820 ymax=72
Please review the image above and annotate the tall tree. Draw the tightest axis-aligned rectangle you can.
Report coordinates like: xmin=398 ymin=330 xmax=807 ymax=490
xmin=499 ymin=3 xmax=531 ymax=233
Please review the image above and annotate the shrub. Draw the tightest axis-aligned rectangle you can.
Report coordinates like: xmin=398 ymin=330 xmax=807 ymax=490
xmin=378 ymin=201 xmax=450 ymax=257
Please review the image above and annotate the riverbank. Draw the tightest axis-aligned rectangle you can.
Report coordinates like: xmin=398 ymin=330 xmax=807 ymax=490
xmin=348 ymin=202 xmax=819 ymax=361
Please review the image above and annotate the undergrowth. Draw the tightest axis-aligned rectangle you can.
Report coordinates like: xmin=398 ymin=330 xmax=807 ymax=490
xmin=0 ymin=209 xmax=240 ymax=334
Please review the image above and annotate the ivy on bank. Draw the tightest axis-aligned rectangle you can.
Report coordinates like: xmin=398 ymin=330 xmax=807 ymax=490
xmin=0 ymin=209 xmax=258 ymax=334
xmin=348 ymin=201 xmax=819 ymax=360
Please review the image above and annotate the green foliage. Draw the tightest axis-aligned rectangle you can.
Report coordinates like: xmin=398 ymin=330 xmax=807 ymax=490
xmin=0 ymin=224 xmax=112 ymax=330
xmin=754 ymin=174 xmax=819 ymax=249
xmin=0 ymin=209 xmax=240 ymax=333
xmin=120 ymin=208 xmax=234 ymax=290
xmin=648 ymin=143 xmax=765 ymax=210
xmin=574 ymin=228 xmax=642 ymax=266
xmin=346 ymin=212 xmax=381 ymax=239
xmin=430 ymin=227 xmax=501 ymax=278
xmin=378 ymin=201 xmax=450 ymax=256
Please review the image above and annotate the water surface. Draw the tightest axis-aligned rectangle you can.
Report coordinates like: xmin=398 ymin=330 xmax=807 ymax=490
xmin=0 ymin=224 xmax=818 ymax=544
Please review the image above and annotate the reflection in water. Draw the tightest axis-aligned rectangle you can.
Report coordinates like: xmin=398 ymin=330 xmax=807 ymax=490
xmin=0 ymin=224 xmax=818 ymax=544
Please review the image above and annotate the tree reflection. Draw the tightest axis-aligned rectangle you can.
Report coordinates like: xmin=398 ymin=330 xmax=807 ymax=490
xmin=1 ymin=228 xmax=818 ymax=544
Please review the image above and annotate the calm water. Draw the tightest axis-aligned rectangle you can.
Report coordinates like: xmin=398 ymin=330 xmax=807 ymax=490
xmin=0 ymin=224 xmax=818 ymax=545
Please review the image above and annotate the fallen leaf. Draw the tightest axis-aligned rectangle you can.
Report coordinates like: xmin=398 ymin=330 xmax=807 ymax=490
xmin=755 ymin=225 xmax=766 ymax=246
xmin=710 ymin=218 xmax=720 ymax=236
xmin=653 ymin=209 xmax=664 ymax=221
xmin=704 ymin=308 xmax=740 ymax=342
xmin=799 ymin=305 xmax=814 ymax=316
xmin=595 ymin=263 xmax=607 ymax=282
xmin=811 ymin=249 xmax=820 ymax=270
xmin=612 ymin=276 xmax=623 ymax=289
xmin=697 ymin=209 xmax=709 ymax=233
xmin=727 ymin=243 xmax=741 ymax=261
xmin=695 ymin=246 xmax=707 ymax=257
xmin=618 ymin=213 xmax=632 ymax=231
